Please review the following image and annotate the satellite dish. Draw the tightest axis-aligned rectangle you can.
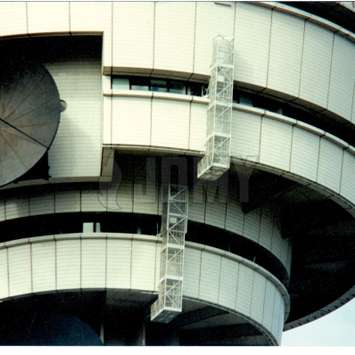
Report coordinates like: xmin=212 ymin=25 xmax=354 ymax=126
xmin=0 ymin=59 xmax=62 ymax=187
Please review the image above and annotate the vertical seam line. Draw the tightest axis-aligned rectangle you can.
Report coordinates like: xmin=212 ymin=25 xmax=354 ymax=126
xmin=326 ymin=32 xmax=336 ymax=110
xmin=297 ymin=18 xmax=307 ymax=99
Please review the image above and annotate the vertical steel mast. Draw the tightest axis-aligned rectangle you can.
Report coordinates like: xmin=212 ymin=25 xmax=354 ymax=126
xmin=198 ymin=35 xmax=234 ymax=181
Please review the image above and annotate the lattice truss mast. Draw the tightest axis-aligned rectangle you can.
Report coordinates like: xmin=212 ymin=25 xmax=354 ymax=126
xmin=198 ymin=35 xmax=235 ymax=181
xmin=151 ymin=35 xmax=234 ymax=323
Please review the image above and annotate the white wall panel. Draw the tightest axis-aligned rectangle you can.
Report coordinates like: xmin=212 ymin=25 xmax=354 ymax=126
xmin=268 ymin=11 xmax=304 ymax=97
xmin=243 ymin=209 xmax=260 ymax=243
xmin=151 ymin=99 xmax=190 ymax=150
xmin=262 ymin=280 xmax=275 ymax=332
xmin=199 ymin=252 xmax=220 ymax=303
xmin=5 ymin=197 xmax=29 ymax=220
xmin=109 ymin=180 xmax=133 ymax=213
xmin=103 ymin=96 xmax=112 ymax=145
xmin=225 ymin=199 xmax=244 ymax=236
xmin=106 ymin=239 xmax=131 ymax=289
xmin=133 ymin=176 xmax=159 ymax=215
xmin=8 ymin=245 xmax=31 ymax=296
xmin=0 ymin=249 xmax=8 ymax=298
xmin=47 ymin=61 xmax=102 ymax=178
xmin=188 ymin=183 xmax=206 ymax=223
xmin=231 ymin=110 xmax=261 ymax=162
xmin=111 ymin=96 xmax=151 ymax=146
xmin=194 ymin=2 xmax=234 ymax=75
xmin=131 ymin=240 xmax=156 ymax=290
xmin=260 ymin=118 xmax=292 ymax=171
xmin=29 ymin=193 xmax=54 ymax=216
xmin=205 ymin=187 xmax=226 ymax=229
xmin=183 ymin=248 xmax=201 ymax=298
xmin=81 ymin=189 xmax=106 ymax=212
xmin=219 ymin=258 xmax=238 ymax=309
xmin=300 ymin=22 xmax=333 ymax=108
xmin=328 ymin=35 xmax=355 ymax=120
xmin=251 ymin=272 xmax=265 ymax=324
xmin=81 ymin=239 xmax=106 ymax=288
xmin=113 ymin=2 xmax=154 ymax=70
xmin=235 ymin=264 xmax=253 ymax=315
xmin=55 ymin=190 xmax=81 ymax=213
xmin=235 ymin=3 xmax=272 ymax=87
xmin=291 ymin=127 xmax=320 ymax=181
xmin=0 ymin=2 xmax=26 ymax=36
xmin=28 ymin=2 xmax=69 ymax=34
xmin=0 ymin=200 xmax=5 ymax=222
xmin=259 ymin=208 xmax=273 ymax=251
xmin=317 ymin=138 xmax=343 ymax=192
xmin=56 ymin=239 xmax=81 ymax=290
xmin=189 ymin=102 xmax=206 ymax=151
xmin=32 ymin=242 xmax=56 ymax=292
xmin=154 ymin=2 xmax=195 ymax=74
xmin=340 ymin=151 xmax=355 ymax=203
xmin=70 ymin=2 xmax=111 ymax=33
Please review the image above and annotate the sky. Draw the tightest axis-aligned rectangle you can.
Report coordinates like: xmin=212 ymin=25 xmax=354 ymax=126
xmin=282 ymin=298 xmax=355 ymax=346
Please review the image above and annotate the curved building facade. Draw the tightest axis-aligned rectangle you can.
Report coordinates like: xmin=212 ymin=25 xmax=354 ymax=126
xmin=0 ymin=1 xmax=354 ymax=345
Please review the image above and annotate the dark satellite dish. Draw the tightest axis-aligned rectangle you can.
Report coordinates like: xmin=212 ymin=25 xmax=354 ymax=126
xmin=0 ymin=58 xmax=62 ymax=187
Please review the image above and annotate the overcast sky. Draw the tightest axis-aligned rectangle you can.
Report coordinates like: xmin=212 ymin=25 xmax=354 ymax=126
xmin=282 ymin=298 xmax=355 ymax=346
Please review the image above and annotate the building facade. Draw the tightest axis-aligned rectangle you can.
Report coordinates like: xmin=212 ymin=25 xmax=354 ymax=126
xmin=0 ymin=1 xmax=354 ymax=345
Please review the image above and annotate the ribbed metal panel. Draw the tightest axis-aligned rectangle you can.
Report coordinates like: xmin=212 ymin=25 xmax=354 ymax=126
xmin=225 ymin=199 xmax=244 ymax=235
xmin=27 ymin=2 xmax=69 ymax=34
xmin=188 ymin=183 xmax=206 ymax=224
xmin=154 ymin=2 xmax=195 ymax=74
xmin=0 ymin=248 xmax=8 ymax=298
xmin=235 ymin=264 xmax=253 ymax=315
xmin=268 ymin=11 xmax=304 ymax=97
xmin=56 ymin=239 xmax=81 ymax=290
xmin=199 ymin=252 xmax=221 ymax=303
xmin=259 ymin=208 xmax=273 ymax=251
xmin=183 ymin=248 xmax=201 ymax=298
xmin=219 ymin=257 xmax=238 ymax=309
xmin=194 ymin=2 xmax=234 ymax=75
xmin=8 ymin=244 xmax=31 ymax=297
xmin=189 ymin=102 xmax=206 ymax=151
xmin=205 ymin=186 xmax=227 ymax=229
xmin=133 ymin=175 xmax=159 ymax=215
xmin=151 ymin=99 xmax=190 ymax=150
xmin=81 ymin=189 xmax=106 ymax=212
xmin=328 ymin=35 xmax=355 ymax=120
xmin=235 ymin=3 xmax=272 ymax=87
xmin=5 ymin=197 xmax=29 ymax=220
xmin=111 ymin=96 xmax=151 ymax=146
xmin=29 ymin=193 xmax=54 ymax=216
xmin=55 ymin=190 xmax=81 ymax=213
xmin=260 ymin=118 xmax=292 ymax=171
xmin=340 ymin=150 xmax=355 ymax=203
xmin=262 ymin=280 xmax=276 ymax=333
xmin=300 ymin=22 xmax=333 ymax=108
xmin=243 ymin=208 xmax=260 ymax=243
xmin=81 ymin=239 xmax=106 ymax=288
xmin=0 ymin=2 xmax=26 ymax=36
xmin=317 ymin=138 xmax=343 ymax=192
xmin=251 ymin=272 xmax=266 ymax=324
xmin=0 ymin=200 xmax=5 ymax=222
xmin=31 ymin=241 xmax=56 ymax=292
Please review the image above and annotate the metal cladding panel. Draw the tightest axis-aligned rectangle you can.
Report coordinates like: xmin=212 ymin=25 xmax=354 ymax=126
xmin=5 ymin=197 xmax=29 ymax=220
xmin=340 ymin=151 xmax=355 ymax=203
xmin=352 ymin=85 xmax=355 ymax=124
xmin=225 ymin=199 xmax=244 ymax=235
xmin=133 ymin=179 xmax=159 ymax=215
xmin=188 ymin=182 xmax=206 ymax=223
xmin=300 ymin=22 xmax=333 ymax=108
xmin=317 ymin=138 xmax=343 ymax=193
xmin=0 ymin=2 xmax=26 ymax=36
xmin=0 ymin=200 xmax=5 ymax=221
xmin=235 ymin=264 xmax=253 ymax=316
xmin=29 ymin=193 xmax=54 ymax=216
xmin=8 ymin=244 xmax=31 ymax=297
xmin=106 ymin=239 xmax=131 ymax=289
xmin=259 ymin=208 xmax=273 ymax=251
xmin=262 ymin=280 xmax=276 ymax=333
xmin=154 ymin=2 xmax=195 ymax=74
xmin=328 ymin=35 xmax=355 ymax=120
xmin=189 ymin=102 xmax=206 ymax=151
xmin=260 ymin=118 xmax=292 ymax=171
xmin=271 ymin=226 xmax=282 ymax=263
xmin=205 ymin=187 xmax=227 ymax=229
xmin=243 ymin=208 xmax=260 ymax=243
xmin=194 ymin=2 xmax=234 ymax=75
xmin=113 ymin=2 xmax=154 ymax=70
xmin=151 ymin=99 xmax=190 ymax=150
xmin=250 ymin=272 xmax=266 ymax=324
xmin=131 ymin=240 xmax=156 ymax=291
xmin=219 ymin=258 xmax=238 ymax=309
xmin=0 ymin=249 xmax=8 ymax=298
xmin=112 ymin=96 xmax=151 ymax=147
xmin=291 ymin=127 xmax=320 ymax=181
xmin=27 ymin=2 xmax=69 ymax=34
xmin=199 ymin=252 xmax=221 ymax=303
xmin=70 ymin=2 xmax=110 ymax=33
xmin=81 ymin=239 xmax=106 ymax=288
xmin=47 ymin=61 xmax=102 ymax=179
xmin=235 ymin=3 xmax=272 ymax=87
xmin=56 ymin=239 xmax=81 ymax=290
xmin=55 ymin=190 xmax=81 ymax=213
xmin=273 ymin=291 xmax=285 ymax=344
xmin=183 ymin=248 xmax=201 ymax=298
xmin=268 ymin=11 xmax=304 ymax=97
xmin=103 ymin=96 xmax=112 ymax=145
xmin=109 ymin=180 xmax=133 ymax=213
xmin=231 ymin=110 xmax=261 ymax=162
xmin=31 ymin=241 xmax=56 ymax=292
xmin=81 ymin=190 xmax=106 ymax=212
